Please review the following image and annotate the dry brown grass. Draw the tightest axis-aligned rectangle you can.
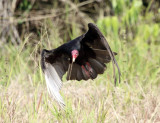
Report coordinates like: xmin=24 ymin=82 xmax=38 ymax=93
xmin=0 ymin=78 xmax=160 ymax=122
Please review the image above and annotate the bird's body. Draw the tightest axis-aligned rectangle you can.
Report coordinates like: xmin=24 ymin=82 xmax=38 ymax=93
xmin=41 ymin=23 xmax=121 ymax=107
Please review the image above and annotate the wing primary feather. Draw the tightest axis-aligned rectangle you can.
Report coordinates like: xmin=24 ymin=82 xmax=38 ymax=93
xmin=106 ymin=44 xmax=121 ymax=83
xmin=44 ymin=63 xmax=65 ymax=108
xmin=102 ymin=37 xmax=121 ymax=85
xmin=111 ymin=53 xmax=121 ymax=83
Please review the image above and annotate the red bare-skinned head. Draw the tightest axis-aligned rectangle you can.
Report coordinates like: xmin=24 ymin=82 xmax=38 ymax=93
xmin=71 ymin=50 xmax=79 ymax=62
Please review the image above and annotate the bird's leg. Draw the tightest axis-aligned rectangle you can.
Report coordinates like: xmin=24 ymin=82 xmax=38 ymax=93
xmin=81 ymin=65 xmax=90 ymax=78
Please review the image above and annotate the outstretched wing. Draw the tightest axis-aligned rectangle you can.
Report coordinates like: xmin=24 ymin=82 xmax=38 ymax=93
xmin=41 ymin=49 xmax=69 ymax=108
xmin=81 ymin=23 xmax=121 ymax=84
xmin=66 ymin=23 xmax=120 ymax=84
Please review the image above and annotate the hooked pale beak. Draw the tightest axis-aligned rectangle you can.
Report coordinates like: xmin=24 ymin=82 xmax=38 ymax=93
xmin=71 ymin=50 xmax=79 ymax=63
xmin=72 ymin=57 xmax=76 ymax=62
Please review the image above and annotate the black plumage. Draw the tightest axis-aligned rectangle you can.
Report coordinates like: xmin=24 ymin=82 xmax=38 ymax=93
xmin=41 ymin=23 xmax=121 ymax=107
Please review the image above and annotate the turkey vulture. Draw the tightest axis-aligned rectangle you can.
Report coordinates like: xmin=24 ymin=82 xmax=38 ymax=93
xmin=41 ymin=23 xmax=121 ymax=107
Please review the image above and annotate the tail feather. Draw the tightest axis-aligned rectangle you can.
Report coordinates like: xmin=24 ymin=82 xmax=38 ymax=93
xmin=88 ymin=58 xmax=106 ymax=74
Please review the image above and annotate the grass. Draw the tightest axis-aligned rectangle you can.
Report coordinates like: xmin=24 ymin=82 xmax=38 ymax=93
xmin=0 ymin=0 xmax=160 ymax=122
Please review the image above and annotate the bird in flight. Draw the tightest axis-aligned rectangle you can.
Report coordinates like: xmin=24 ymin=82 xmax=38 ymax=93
xmin=41 ymin=23 xmax=121 ymax=108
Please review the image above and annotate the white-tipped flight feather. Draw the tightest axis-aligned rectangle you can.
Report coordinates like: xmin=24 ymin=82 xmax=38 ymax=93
xmin=44 ymin=63 xmax=65 ymax=108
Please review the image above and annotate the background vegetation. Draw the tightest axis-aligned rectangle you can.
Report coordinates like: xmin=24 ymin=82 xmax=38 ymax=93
xmin=0 ymin=0 xmax=160 ymax=122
